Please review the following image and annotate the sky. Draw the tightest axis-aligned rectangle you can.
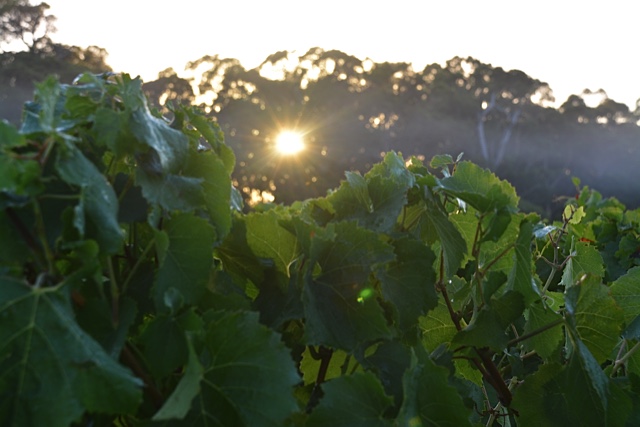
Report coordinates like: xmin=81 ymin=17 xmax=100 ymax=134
xmin=45 ymin=0 xmax=639 ymax=109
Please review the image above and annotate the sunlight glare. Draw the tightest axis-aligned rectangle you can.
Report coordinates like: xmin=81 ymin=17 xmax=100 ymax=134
xmin=275 ymin=131 xmax=305 ymax=155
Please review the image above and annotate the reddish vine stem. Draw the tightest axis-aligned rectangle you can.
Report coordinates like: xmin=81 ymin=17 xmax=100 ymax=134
xmin=306 ymin=346 xmax=334 ymax=412
xmin=120 ymin=344 xmax=164 ymax=409
xmin=438 ymin=248 xmax=513 ymax=407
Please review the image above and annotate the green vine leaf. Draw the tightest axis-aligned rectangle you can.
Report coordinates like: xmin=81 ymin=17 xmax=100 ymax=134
xmin=153 ymin=213 xmax=216 ymax=311
xmin=513 ymin=342 xmax=632 ymax=427
xmin=376 ymin=236 xmax=437 ymax=339
xmin=561 ymin=240 xmax=605 ymax=289
xmin=152 ymin=337 xmax=204 ymax=421
xmin=566 ymin=279 xmax=624 ymax=363
xmin=610 ymin=266 xmax=640 ymax=328
xmin=437 ymin=161 xmax=519 ymax=213
xmin=506 ymin=217 xmax=538 ymax=305
xmin=327 ymin=152 xmax=414 ymax=233
xmin=424 ymin=190 xmax=467 ymax=278
xmin=168 ymin=311 xmax=299 ymax=426
xmin=397 ymin=349 xmax=472 ymax=426
xmin=0 ymin=278 xmax=143 ymax=427
xmin=302 ymin=221 xmax=395 ymax=350
xmin=55 ymin=143 xmax=123 ymax=254
xmin=245 ymin=209 xmax=300 ymax=278
xmin=306 ymin=372 xmax=394 ymax=427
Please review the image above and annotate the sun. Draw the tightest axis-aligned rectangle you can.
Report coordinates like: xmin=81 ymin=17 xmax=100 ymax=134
xmin=275 ymin=131 xmax=305 ymax=155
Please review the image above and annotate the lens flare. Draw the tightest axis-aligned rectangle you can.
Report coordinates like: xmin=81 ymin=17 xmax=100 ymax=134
xmin=275 ymin=131 xmax=305 ymax=155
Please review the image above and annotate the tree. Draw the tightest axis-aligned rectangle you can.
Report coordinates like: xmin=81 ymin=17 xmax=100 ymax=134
xmin=0 ymin=0 xmax=55 ymax=53
xmin=143 ymin=67 xmax=195 ymax=112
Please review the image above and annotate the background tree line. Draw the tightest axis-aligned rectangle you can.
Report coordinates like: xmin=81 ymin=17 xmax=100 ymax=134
xmin=2 ymin=1 xmax=639 ymax=216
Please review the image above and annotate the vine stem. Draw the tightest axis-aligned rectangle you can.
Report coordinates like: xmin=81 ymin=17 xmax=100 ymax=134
xmin=506 ymin=318 xmax=564 ymax=347
xmin=611 ymin=341 xmax=640 ymax=377
xmin=120 ymin=344 xmax=164 ymax=408
xmin=33 ymin=199 xmax=55 ymax=273
xmin=107 ymin=257 xmax=119 ymax=326
xmin=486 ymin=377 xmax=519 ymax=426
xmin=121 ymin=238 xmax=156 ymax=294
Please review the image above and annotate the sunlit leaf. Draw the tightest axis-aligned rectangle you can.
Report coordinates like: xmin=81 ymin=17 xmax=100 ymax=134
xmin=245 ymin=209 xmax=300 ymax=278
xmin=420 ymin=298 xmax=458 ymax=351
xmin=437 ymin=161 xmax=519 ymax=213
xmin=186 ymin=150 xmax=233 ymax=239
xmin=565 ymin=280 xmax=624 ymax=363
xmin=610 ymin=266 xmax=640 ymax=326
xmin=506 ymin=217 xmax=538 ymax=304
xmin=561 ymin=239 xmax=605 ymax=288
xmin=423 ymin=190 xmax=467 ymax=278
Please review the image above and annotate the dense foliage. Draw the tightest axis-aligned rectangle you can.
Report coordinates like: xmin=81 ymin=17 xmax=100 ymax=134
xmin=2 ymin=73 xmax=640 ymax=427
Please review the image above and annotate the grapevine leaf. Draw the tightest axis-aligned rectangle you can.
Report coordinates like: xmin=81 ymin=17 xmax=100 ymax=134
xmin=423 ymin=190 xmax=467 ymax=278
xmin=181 ymin=106 xmax=235 ymax=174
xmin=139 ymin=315 xmax=188 ymax=379
xmin=430 ymin=154 xmax=454 ymax=169
xmin=420 ymin=299 xmax=458 ymax=351
xmin=55 ymin=143 xmax=123 ymax=254
xmin=252 ymin=266 xmax=304 ymax=329
xmin=452 ymin=291 xmax=524 ymax=351
xmin=522 ymin=299 xmax=563 ymax=359
xmin=363 ymin=340 xmax=412 ymax=407
xmin=306 ymin=372 xmax=394 ymax=427
xmin=327 ymin=153 xmax=413 ymax=233
xmin=566 ymin=280 xmax=624 ymax=363
xmin=135 ymin=170 xmax=205 ymax=213
xmin=171 ymin=311 xmax=298 ymax=426
xmin=0 ymin=121 xmax=42 ymax=198
xmin=0 ymin=119 xmax=25 ymax=148
xmin=185 ymin=150 xmax=233 ymax=239
xmin=303 ymin=221 xmax=395 ymax=350
xmin=376 ymin=236 xmax=437 ymax=339
xmin=245 ymin=209 xmax=300 ymax=278
xmin=152 ymin=337 xmax=203 ymax=421
xmin=513 ymin=344 xmax=631 ymax=427
xmin=20 ymin=76 xmax=71 ymax=136
xmin=92 ymin=107 xmax=133 ymax=156
xmin=506 ymin=217 xmax=538 ymax=305
xmin=153 ymin=213 xmax=216 ymax=310
xmin=75 ymin=297 xmax=137 ymax=359
xmin=481 ymin=207 xmax=512 ymax=242
xmin=215 ymin=218 xmax=265 ymax=286
xmin=127 ymin=88 xmax=188 ymax=173
xmin=561 ymin=240 xmax=605 ymax=288
xmin=437 ymin=161 xmax=519 ymax=213
xmin=299 ymin=347 xmax=358 ymax=386
xmin=610 ymin=266 xmax=640 ymax=326
xmin=0 ymin=278 xmax=142 ymax=427
xmin=397 ymin=349 xmax=472 ymax=427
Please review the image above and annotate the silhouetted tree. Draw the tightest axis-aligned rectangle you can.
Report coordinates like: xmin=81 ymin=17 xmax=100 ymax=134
xmin=0 ymin=0 xmax=55 ymax=53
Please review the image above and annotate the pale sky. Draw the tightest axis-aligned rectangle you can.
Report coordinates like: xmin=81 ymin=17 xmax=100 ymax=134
xmin=45 ymin=0 xmax=639 ymax=108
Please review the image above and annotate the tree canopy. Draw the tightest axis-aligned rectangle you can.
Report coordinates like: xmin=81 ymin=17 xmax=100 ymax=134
xmin=1 ymin=2 xmax=639 ymax=215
